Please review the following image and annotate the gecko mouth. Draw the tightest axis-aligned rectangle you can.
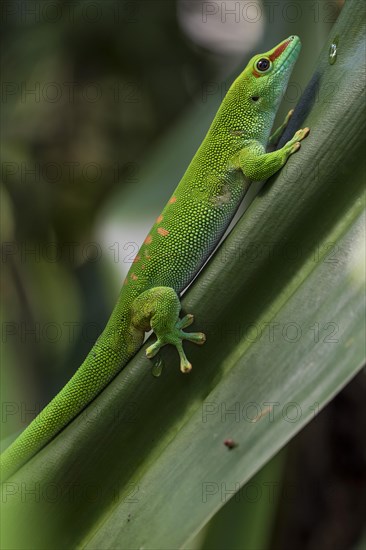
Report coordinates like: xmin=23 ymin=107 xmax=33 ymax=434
xmin=272 ymin=36 xmax=301 ymax=75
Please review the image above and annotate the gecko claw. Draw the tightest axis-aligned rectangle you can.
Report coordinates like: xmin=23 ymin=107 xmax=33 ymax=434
xmin=176 ymin=314 xmax=194 ymax=329
xmin=181 ymin=331 xmax=206 ymax=344
xmin=146 ymin=340 xmax=162 ymax=359
xmin=176 ymin=342 xmax=192 ymax=373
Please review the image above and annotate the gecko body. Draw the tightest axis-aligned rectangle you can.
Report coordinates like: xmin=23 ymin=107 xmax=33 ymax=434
xmin=1 ymin=36 xmax=309 ymax=481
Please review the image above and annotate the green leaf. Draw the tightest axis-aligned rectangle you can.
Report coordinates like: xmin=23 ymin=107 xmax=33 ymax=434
xmin=197 ymin=450 xmax=287 ymax=550
xmin=1 ymin=1 xmax=365 ymax=548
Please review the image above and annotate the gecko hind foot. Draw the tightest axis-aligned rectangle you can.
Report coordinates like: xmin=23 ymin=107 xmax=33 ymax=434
xmin=132 ymin=287 xmax=205 ymax=373
xmin=146 ymin=315 xmax=206 ymax=374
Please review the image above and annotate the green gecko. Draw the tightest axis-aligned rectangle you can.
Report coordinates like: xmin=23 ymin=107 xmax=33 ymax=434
xmin=1 ymin=36 xmax=309 ymax=481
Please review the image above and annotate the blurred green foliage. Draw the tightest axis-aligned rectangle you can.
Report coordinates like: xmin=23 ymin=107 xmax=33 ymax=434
xmin=1 ymin=0 xmax=216 ymax=421
xmin=2 ymin=0 xmax=214 ymax=240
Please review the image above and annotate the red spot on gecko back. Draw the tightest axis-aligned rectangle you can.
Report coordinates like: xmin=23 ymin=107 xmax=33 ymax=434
xmin=144 ymin=235 xmax=152 ymax=244
xmin=133 ymin=255 xmax=140 ymax=264
xmin=156 ymin=215 xmax=163 ymax=224
xmin=169 ymin=196 xmax=177 ymax=204
xmin=157 ymin=227 xmax=169 ymax=237
xmin=131 ymin=273 xmax=138 ymax=281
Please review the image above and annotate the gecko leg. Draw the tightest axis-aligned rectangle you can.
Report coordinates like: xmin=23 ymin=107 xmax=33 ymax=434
xmin=131 ymin=287 xmax=206 ymax=373
xmin=269 ymin=109 xmax=294 ymax=146
xmin=238 ymin=127 xmax=309 ymax=181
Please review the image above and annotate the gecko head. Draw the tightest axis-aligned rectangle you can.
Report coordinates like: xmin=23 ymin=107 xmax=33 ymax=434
xmin=243 ymin=35 xmax=301 ymax=110
xmin=221 ymin=36 xmax=301 ymax=131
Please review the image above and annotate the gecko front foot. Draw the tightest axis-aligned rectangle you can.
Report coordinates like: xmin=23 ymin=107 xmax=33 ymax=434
xmin=287 ymin=127 xmax=310 ymax=153
xmin=269 ymin=108 xmax=295 ymax=146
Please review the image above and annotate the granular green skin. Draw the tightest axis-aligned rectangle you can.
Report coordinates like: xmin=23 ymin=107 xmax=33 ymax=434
xmin=0 ymin=36 xmax=310 ymax=481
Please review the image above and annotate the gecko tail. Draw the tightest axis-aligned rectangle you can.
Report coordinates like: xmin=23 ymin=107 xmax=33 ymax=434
xmin=0 ymin=341 xmax=129 ymax=482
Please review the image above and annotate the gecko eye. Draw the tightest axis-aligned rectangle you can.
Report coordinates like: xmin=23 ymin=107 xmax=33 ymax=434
xmin=256 ymin=58 xmax=271 ymax=72
xmin=251 ymin=96 xmax=260 ymax=102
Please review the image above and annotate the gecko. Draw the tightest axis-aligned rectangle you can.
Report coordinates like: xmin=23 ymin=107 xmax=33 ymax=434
xmin=0 ymin=36 xmax=309 ymax=481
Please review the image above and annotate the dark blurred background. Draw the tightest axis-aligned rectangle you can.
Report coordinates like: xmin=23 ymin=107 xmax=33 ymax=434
xmin=2 ymin=1 xmax=365 ymax=549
